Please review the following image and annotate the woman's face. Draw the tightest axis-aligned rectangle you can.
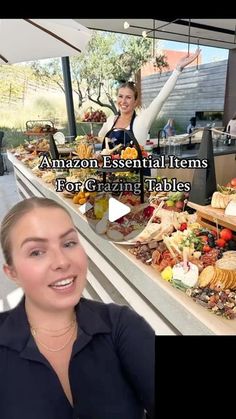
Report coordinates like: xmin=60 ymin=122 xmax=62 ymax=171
xmin=4 ymin=207 xmax=88 ymax=313
xmin=117 ymin=87 xmax=137 ymax=116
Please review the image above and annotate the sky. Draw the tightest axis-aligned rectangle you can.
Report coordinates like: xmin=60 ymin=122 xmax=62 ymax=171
xmin=18 ymin=35 xmax=229 ymax=67
xmin=159 ymin=40 xmax=229 ymax=64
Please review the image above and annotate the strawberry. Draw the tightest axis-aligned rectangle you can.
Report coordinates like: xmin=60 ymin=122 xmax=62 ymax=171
xmin=179 ymin=222 xmax=187 ymax=231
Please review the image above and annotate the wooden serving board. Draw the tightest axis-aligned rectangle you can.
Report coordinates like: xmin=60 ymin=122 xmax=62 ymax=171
xmin=188 ymin=201 xmax=236 ymax=232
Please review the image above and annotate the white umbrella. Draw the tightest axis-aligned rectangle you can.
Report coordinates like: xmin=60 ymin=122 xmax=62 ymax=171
xmin=0 ymin=19 xmax=92 ymax=64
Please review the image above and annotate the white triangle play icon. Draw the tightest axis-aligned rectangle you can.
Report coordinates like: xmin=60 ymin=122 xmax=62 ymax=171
xmin=108 ymin=197 xmax=131 ymax=222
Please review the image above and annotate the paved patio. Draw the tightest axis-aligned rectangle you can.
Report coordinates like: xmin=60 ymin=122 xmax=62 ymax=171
xmin=0 ymin=172 xmax=23 ymax=311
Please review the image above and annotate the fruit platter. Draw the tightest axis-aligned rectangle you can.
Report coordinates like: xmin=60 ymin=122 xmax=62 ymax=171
xmin=81 ymin=108 xmax=107 ymax=123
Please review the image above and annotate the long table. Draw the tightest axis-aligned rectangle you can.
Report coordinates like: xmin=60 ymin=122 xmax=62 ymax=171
xmin=8 ymin=151 xmax=236 ymax=335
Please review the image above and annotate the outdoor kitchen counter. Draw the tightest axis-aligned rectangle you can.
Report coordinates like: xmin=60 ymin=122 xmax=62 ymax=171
xmin=7 ymin=151 xmax=236 ymax=336
xmin=152 ymin=143 xmax=236 ymax=185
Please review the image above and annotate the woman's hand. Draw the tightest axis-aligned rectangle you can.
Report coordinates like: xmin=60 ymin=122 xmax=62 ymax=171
xmin=175 ymin=48 xmax=201 ymax=71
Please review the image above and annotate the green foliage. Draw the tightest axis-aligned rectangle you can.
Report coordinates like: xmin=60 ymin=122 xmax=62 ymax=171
xmin=152 ymin=54 xmax=169 ymax=73
xmin=149 ymin=118 xmax=166 ymax=138
xmin=28 ymin=31 xmax=158 ymax=115
xmin=30 ymin=59 xmax=64 ymax=91
xmin=174 ymin=120 xmax=185 ymax=134
xmin=76 ymin=32 xmax=153 ymax=113
xmin=0 ymin=31 xmax=173 ymax=139
xmin=110 ymin=35 xmax=152 ymax=82
xmin=73 ymin=32 xmax=116 ymax=90
xmin=0 ymin=127 xmax=26 ymax=149
xmin=149 ymin=118 xmax=185 ymax=138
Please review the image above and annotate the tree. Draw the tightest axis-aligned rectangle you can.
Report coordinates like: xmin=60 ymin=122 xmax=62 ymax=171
xmin=30 ymin=59 xmax=65 ymax=92
xmin=29 ymin=33 xmax=118 ymax=112
xmin=110 ymin=35 xmax=152 ymax=81
xmin=71 ymin=32 xmax=117 ymax=112
xmin=78 ymin=32 xmax=154 ymax=114
xmin=30 ymin=31 xmax=168 ymax=115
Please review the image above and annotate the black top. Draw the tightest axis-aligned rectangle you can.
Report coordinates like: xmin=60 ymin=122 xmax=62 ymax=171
xmin=102 ymin=111 xmax=151 ymax=177
xmin=102 ymin=111 xmax=137 ymax=148
xmin=0 ymin=297 xmax=155 ymax=419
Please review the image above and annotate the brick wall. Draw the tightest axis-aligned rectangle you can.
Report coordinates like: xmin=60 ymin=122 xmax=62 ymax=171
xmin=141 ymin=49 xmax=202 ymax=77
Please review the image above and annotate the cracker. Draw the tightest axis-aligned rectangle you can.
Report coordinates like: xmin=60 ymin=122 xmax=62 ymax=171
xmin=198 ymin=266 xmax=215 ymax=287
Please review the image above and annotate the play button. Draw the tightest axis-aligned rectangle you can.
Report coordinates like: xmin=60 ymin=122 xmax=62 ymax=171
xmin=84 ymin=191 xmax=149 ymax=243
xmin=108 ymin=197 xmax=130 ymax=222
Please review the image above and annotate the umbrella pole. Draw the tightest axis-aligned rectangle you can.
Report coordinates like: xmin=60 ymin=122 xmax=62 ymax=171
xmin=61 ymin=56 xmax=77 ymax=142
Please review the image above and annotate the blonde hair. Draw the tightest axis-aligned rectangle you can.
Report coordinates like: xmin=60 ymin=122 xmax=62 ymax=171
xmin=118 ymin=81 xmax=138 ymax=100
xmin=0 ymin=197 xmax=72 ymax=265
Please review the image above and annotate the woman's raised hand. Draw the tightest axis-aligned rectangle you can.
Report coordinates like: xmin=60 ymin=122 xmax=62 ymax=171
xmin=175 ymin=48 xmax=201 ymax=71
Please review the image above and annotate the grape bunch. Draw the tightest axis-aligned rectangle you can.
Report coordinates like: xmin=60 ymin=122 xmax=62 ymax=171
xmin=82 ymin=110 xmax=107 ymax=122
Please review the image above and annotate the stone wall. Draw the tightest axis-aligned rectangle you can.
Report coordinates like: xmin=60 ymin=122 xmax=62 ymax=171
xmin=141 ymin=60 xmax=227 ymax=129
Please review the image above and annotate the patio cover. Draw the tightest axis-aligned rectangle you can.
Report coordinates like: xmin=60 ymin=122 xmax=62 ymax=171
xmin=76 ymin=19 xmax=236 ymax=50
xmin=0 ymin=19 xmax=91 ymax=64
xmin=0 ymin=19 xmax=92 ymax=139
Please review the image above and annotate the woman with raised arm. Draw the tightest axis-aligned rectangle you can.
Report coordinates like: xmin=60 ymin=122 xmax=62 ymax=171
xmin=99 ymin=49 xmax=200 ymax=147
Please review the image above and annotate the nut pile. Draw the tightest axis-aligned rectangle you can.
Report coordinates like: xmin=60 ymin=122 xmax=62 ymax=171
xmin=187 ymin=287 xmax=236 ymax=319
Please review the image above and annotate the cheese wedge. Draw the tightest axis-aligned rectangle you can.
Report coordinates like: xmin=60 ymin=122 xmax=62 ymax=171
xmin=225 ymin=199 xmax=236 ymax=216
